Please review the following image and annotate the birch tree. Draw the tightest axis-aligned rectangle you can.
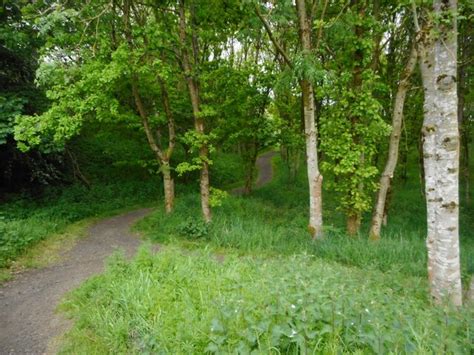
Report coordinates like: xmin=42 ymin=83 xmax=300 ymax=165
xmin=414 ymin=0 xmax=462 ymax=305
xmin=256 ymin=0 xmax=323 ymax=239
xmin=370 ymin=43 xmax=418 ymax=240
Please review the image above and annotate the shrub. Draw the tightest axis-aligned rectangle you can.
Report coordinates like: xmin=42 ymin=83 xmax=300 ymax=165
xmin=177 ymin=218 xmax=209 ymax=240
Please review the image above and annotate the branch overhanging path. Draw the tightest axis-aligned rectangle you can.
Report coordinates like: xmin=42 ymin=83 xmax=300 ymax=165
xmin=0 ymin=152 xmax=276 ymax=354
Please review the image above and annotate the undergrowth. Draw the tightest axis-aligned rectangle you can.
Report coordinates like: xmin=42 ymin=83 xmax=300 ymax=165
xmin=136 ymin=157 xmax=474 ymax=282
xmin=0 ymin=180 xmax=160 ymax=269
xmin=60 ymin=247 xmax=474 ymax=354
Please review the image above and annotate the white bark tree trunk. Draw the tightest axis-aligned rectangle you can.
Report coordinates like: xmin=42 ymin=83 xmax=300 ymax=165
xmin=296 ymin=0 xmax=323 ymax=239
xmin=256 ymin=2 xmax=323 ymax=239
xmin=370 ymin=44 xmax=418 ymax=240
xmin=417 ymin=0 xmax=462 ymax=306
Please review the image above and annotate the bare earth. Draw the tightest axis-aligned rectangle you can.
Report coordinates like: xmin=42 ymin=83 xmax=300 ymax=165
xmin=0 ymin=209 xmax=151 ymax=354
xmin=0 ymin=151 xmax=275 ymax=354
xmin=232 ymin=151 xmax=275 ymax=195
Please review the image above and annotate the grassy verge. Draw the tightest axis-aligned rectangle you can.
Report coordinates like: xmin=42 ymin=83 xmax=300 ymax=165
xmin=59 ymin=247 xmax=473 ymax=354
xmin=135 ymin=156 xmax=474 ymax=283
xmin=0 ymin=180 xmax=161 ymax=272
xmin=0 ymin=219 xmax=89 ymax=283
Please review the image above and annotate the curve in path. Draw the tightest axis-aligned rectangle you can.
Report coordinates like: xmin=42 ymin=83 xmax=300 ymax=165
xmin=232 ymin=151 xmax=276 ymax=195
xmin=0 ymin=208 xmax=151 ymax=354
xmin=0 ymin=151 xmax=276 ymax=354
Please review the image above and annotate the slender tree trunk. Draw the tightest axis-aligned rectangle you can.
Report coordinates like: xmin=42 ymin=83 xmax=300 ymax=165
xmin=347 ymin=214 xmax=361 ymax=237
xmin=125 ymin=3 xmax=176 ymax=213
xmin=296 ymin=0 xmax=323 ymax=239
xmin=416 ymin=0 xmax=462 ymax=306
xmin=244 ymin=143 xmax=258 ymax=195
xmin=370 ymin=44 xmax=417 ymax=240
xmin=132 ymin=81 xmax=175 ymax=213
xmin=178 ymin=0 xmax=211 ymax=222
xmin=458 ymin=22 xmax=471 ymax=204
xmin=467 ymin=276 xmax=474 ymax=303
xmin=162 ymin=161 xmax=174 ymax=213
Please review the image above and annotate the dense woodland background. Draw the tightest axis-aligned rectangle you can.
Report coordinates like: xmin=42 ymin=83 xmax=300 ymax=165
xmin=1 ymin=0 xmax=473 ymax=353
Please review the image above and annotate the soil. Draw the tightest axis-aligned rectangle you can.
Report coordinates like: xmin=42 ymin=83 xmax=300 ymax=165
xmin=0 ymin=209 xmax=151 ymax=354
xmin=232 ymin=151 xmax=275 ymax=195
xmin=0 ymin=151 xmax=275 ymax=354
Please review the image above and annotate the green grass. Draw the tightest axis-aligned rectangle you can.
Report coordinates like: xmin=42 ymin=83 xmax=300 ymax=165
xmin=136 ymin=156 xmax=474 ymax=283
xmin=59 ymin=247 xmax=473 ymax=354
xmin=0 ymin=150 xmax=246 ymax=270
xmin=0 ymin=180 xmax=161 ymax=269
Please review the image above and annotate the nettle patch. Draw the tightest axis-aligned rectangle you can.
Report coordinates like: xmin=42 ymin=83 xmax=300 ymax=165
xmin=60 ymin=248 xmax=473 ymax=354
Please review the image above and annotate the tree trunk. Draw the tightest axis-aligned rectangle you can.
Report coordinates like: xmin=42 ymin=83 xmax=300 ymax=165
xmin=467 ymin=276 xmax=474 ymax=304
xmin=346 ymin=214 xmax=361 ymax=237
xmin=244 ymin=144 xmax=258 ymax=195
xmin=178 ymin=0 xmax=211 ymax=222
xmin=346 ymin=0 xmax=364 ymax=236
xmin=296 ymin=0 xmax=323 ymax=239
xmin=162 ymin=161 xmax=174 ymax=214
xmin=370 ymin=44 xmax=417 ymax=240
xmin=125 ymin=4 xmax=175 ymax=214
xmin=416 ymin=0 xmax=462 ymax=306
xmin=458 ymin=22 xmax=471 ymax=204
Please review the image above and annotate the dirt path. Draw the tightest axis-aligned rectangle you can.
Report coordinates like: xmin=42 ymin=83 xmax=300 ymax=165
xmin=0 ymin=152 xmax=276 ymax=354
xmin=232 ymin=151 xmax=276 ymax=195
xmin=0 ymin=209 xmax=151 ymax=354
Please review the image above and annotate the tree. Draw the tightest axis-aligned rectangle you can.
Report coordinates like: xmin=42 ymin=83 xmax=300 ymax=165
xmin=370 ymin=41 xmax=418 ymax=240
xmin=14 ymin=0 xmax=180 ymax=212
xmin=177 ymin=0 xmax=212 ymax=222
xmin=319 ymin=0 xmax=390 ymax=236
xmin=256 ymin=0 xmax=323 ymax=239
xmin=414 ymin=0 xmax=462 ymax=306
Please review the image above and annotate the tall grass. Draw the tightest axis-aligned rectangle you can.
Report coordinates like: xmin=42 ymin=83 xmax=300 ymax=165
xmin=136 ymin=156 xmax=474 ymax=283
xmin=0 ymin=180 xmax=160 ymax=268
xmin=60 ymin=247 xmax=474 ymax=354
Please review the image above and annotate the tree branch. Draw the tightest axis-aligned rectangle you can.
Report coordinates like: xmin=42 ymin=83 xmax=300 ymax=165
xmin=254 ymin=5 xmax=293 ymax=68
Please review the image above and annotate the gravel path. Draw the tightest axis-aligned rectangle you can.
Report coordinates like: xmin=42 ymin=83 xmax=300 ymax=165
xmin=232 ymin=151 xmax=275 ymax=195
xmin=0 ymin=151 xmax=275 ymax=354
xmin=0 ymin=208 xmax=151 ymax=354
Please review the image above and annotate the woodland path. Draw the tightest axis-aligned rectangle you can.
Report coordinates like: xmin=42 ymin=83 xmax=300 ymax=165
xmin=232 ymin=151 xmax=276 ymax=195
xmin=0 ymin=151 xmax=275 ymax=354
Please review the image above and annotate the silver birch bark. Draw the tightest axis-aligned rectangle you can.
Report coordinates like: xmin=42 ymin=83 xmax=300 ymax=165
xmin=370 ymin=44 xmax=418 ymax=240
xmin=416 ymin=0 xmax=462 ymax=306
xmin=296 ymin=0 xmax=323 ymax=239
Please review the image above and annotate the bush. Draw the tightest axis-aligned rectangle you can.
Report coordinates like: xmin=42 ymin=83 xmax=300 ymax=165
xmin=177 ymin=218 xmax=209 ymax=240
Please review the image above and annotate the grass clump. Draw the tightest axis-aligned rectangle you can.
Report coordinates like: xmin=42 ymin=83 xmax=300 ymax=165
xmin=60 ymin=247 xmax=474 ymax=354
